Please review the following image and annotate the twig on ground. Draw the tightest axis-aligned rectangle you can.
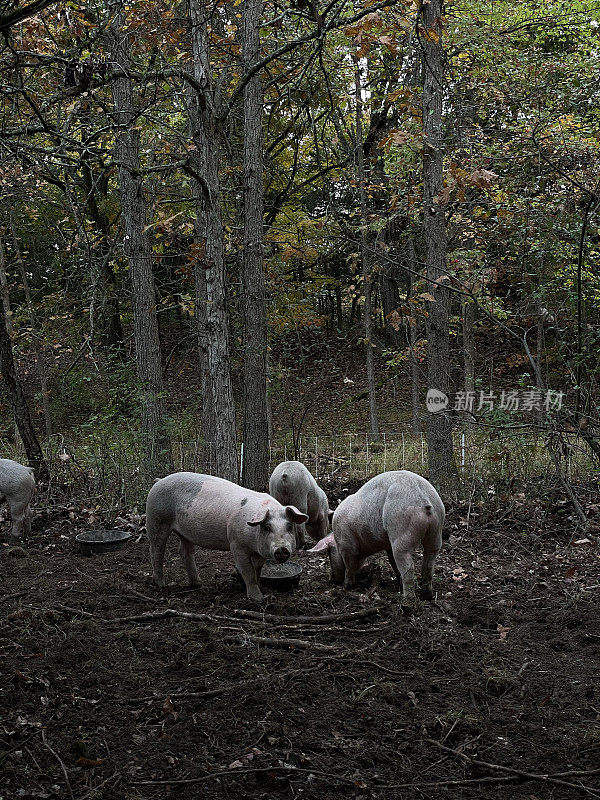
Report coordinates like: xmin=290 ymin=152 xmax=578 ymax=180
xmin=129 ymin=765 xmax=521 ymax=789
xmin=74 ymin=772 xmax=121 ymax=800
xmin=231 ymin=608 xmax=379 ymax=624
xmin=0 ymin=591 xmax=27 ymax=603
xmin=41 ymin=730 xmax=74 ymax=800
xmin=317 ymin=655 xmax=410 ymax=677
xmin=224 ymin=634 xmax=337 ymax=652
xmin=38 ymin=604 xmax=98 ymax=618
xmin=109 ymin=609 xmax=216 ymax=624
xmin=427 ymin=738 xmax=600 ymax=796
xmin=126 ymin=665 xmax=323 ymax=704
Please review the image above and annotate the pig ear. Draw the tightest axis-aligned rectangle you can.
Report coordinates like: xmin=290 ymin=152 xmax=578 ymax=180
xmin=248 ymin=509 xmax=270 ymax=527
xmin=308 ymin=533 xmax=335 ymax=554
xmin=285 ymin=505 xmax=309 ymax=524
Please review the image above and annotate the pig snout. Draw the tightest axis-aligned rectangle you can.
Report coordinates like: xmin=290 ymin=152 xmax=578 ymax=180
xmin=273 ymin=546 xmax=291 ymax=563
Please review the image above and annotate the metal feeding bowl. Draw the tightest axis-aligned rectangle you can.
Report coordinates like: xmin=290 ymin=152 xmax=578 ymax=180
xmin=260 ymin=560 xmax=303 ymax=592
xmin=76 ymin=530 xmax=131 ymax=557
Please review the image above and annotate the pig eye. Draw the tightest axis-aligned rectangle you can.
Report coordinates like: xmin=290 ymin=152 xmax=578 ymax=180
xmin=263 ymin=524 xmax=272 ymax=533
xmin=286 ymin=523 xmax=293 ymax=532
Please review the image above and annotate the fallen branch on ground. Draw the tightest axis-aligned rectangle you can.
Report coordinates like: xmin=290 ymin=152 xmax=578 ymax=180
xmin=232 ymin=608 xmax=379 ymax=624
xmin=318 ymin=655 xmax=410 ymax=677
xmin=109 ymin=609 xmax=216 ymax=624
xmin=41 ymin=730 xmax=74 ymax=800
xmin=427 ymin=738 xmax=600 ymax=796
xmin=223 ymin=634 xmax=337 ymax=652
xmin=129 ymin=765 xmax=520 ymax=789
xmin=127 ymin=666 xmax=324 ymax=704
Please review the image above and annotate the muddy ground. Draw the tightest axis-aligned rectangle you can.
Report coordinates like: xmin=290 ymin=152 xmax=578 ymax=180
xmin=1 ymin=484 xmax=600 ymax=800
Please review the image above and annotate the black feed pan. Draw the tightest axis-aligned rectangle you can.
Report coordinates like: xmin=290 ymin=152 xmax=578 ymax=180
xmin=76 ymin=530 xmax=131 ymax=557
xmin=260 ymin=560 xmax=303 ymax=591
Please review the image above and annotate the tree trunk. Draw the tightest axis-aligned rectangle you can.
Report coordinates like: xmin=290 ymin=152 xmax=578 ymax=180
xmin=0 ymin=237 xmax=13 ymax=337
xmin=240 ymin=0 xmax=269 ymax=490
xmin=380 ymin=267 xmax=400 ymax=344
xmin=355 ymin=59 xmax=379 ymax=439
xmin=335 ymin=284 xmax=343 ymax=326
xmin=78 ymin=102 xmax=124 ymax=354
xmin=535 ymin=298 xmax=546 ymax=428
xmin=422 ymin=0 xmax=457 ymax=493
xmin=407 ymin=234 xmax=420 ymax=433
xmin=188 ymin=0 xmax=238 ymax=482
xmin=462 ymin=297 xmax=475 ymax=396
xmin=0 ymin=292 xmax=48 ymax=479
xmin=110 ymin=11 xmax=172 ymax=479
xmin=9 ymin=218 xmax=52 ymax=437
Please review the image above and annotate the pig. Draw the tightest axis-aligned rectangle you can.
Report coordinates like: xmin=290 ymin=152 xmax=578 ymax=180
xmin=309 ymin=470 xmax=444 ymax=608
xmin=269 ymin=460 xmax=332 ymax=548
xmin=0 ymin=458 xmax=35 ymax=543
xmin=146 ymin=472 xmax=308 ymax=603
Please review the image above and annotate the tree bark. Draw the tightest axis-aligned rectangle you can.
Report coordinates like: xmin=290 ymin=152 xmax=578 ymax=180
xmin=422 ymin=0 xmax=457 ymax=493
xmin=110 ymin=10 xmax=172 ymax=478
xmin=462 ymin=297 xmax=475 ymax=396
xmin=380 ymin=266 xmax=400 ymax=344
xmin=0 ymin=290 xmax=48 ymax=479
xmin=80 ymin=164 xmax=124 ymax=353
xmin=9 ymin=217 xmax=52 ymax=437
xmin=355 ymin=59 xmax=379 ymax=439
xmin=0 ymin=236 xmax=13 ymax=337
xmin=240 ymin=0 xmax=269 ymax=490
xmin=535 ymin=298 xmax=546 ymax=428
xmin=188 ymin=0 xmax=238 ymax=482
xmin=407 ymin=234 xmax=420 ymax=432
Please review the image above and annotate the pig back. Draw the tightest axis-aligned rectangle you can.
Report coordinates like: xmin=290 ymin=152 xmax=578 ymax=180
xmin=383 ymin=471 xmax=444 ymax=519
xmin=0 ymin=459 xmax=35 ymax=503
xmin=333 ymin=471 xmax=444 ymax=549
xmin=147 ymin=472 xmax=249 ymax=550
xmin=269 ymin=461 xmax=312 ymax=509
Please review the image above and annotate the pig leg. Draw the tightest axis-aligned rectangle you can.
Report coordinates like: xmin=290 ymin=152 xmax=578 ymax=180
xmin=295 ymin=501 xmax=309 ymax=548
xmin=232 ymin=548 xmax=264 ymax=603
xmin=339 ymin=544 xmax=361 ymax=589
xmin=178 ymin=536 xmax=201 ymax=586
xmin=252 ymin=555 xmax=265 ymax=583
xmin=420 ymin=529 xmax=442 ymax=601
xmin=148 ymin=521 xmax=170 ymax=588
xmin=23 ymin=505 xmax=32 ymax=537
xmin=295 ymin=523 xmax=307 ymax=550
xmin=385 ymin=545 xmax=401 ymax=590
xmin=8 ymin=498 xmax=30 ymax=543
xmin=390 ymin=541 xmax=417 ymax=607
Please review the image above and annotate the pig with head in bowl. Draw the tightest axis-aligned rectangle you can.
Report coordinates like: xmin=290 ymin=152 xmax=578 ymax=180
xmin=309 ymin=470 xmax=444 ymax=608
xmin=269 ymin=460 xmax=332 ymax=547
xmin=146 ymin=472 xmax=308 ymax=602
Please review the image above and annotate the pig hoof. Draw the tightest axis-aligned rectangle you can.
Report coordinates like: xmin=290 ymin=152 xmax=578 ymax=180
xmin=8 ymin=537 xmax=23 ymax=548
xmin=400 ymin=596 xmax=417 ymax=614
xmin=243 ymin=593 xmax=265 ymax=606
xmin=261 ymin=593 xmax=277 ymax=606
xmin=420 ymin=587 xmax=434 ymax=602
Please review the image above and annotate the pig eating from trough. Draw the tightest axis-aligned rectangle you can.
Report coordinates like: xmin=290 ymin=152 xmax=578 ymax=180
xmin=0 ymin=458 xmax=35 ymax=543
xmin=146 ymin=472 xmax=308 ymax=602
xmin=309 ymin=470 xmax=444 ymax=607
xmin=269 ymin=460 xmax=332 ymax=547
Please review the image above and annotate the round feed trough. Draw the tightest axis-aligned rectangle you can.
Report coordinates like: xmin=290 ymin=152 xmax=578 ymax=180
xmin=260 ymin=560 xmax=303 ymax=592
xmin=76 ymin=530 xmax=131 ymax=557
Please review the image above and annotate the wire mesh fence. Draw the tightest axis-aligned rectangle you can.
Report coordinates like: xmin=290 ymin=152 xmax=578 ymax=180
xmin=0 ymin=426 xmax=595 ymax=515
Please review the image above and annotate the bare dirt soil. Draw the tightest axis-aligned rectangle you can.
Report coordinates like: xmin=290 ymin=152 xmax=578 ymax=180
xmin=1 ymin=486 xmax=600 ymax=800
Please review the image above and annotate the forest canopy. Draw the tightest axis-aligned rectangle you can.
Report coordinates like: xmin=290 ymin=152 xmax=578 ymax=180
xmin=0 ymin=0 xmax=598 ymax=495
